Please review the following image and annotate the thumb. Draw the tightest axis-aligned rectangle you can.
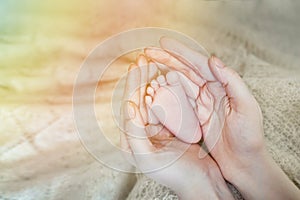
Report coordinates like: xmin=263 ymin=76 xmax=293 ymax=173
xmin=208 ymin=56 xmax=256 ymax=111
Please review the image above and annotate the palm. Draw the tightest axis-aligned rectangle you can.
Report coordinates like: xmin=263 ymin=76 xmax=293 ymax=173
xmin=144 ymin=38 xmax=266 ymax=181
xmin=120 ymin=56 xmax=224 ymax=196
xmin=198 ymin=80 xmax=265 ymax=179
xmin=134 ymin=128 xmax=215 ymax=192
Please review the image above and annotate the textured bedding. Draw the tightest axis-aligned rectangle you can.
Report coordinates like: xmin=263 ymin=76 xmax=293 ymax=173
xmin=0 ymin=0 xmax=299 ymax=199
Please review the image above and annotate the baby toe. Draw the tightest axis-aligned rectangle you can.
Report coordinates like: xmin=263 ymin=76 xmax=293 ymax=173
xmin=166 ymin=71 xmax=179 ymax=85
xmin=157 ymin=75 xmax=167 ymax=86
xmin=150 ymin=80 xmax=159 ymax=91
xmin=147 ymin=86 xmax=155 ymax=97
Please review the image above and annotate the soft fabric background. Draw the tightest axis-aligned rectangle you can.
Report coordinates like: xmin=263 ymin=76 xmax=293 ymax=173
xmin=0 ymin=0 xmax=299 ymax=199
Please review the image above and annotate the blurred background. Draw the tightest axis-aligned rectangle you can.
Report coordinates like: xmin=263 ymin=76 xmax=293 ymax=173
xmin=0 ymin=0 xmax=299 ymax=199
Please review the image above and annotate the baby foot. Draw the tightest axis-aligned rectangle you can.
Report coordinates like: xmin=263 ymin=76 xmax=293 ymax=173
xmin=145 ymin=71 xmax=202 ymax=143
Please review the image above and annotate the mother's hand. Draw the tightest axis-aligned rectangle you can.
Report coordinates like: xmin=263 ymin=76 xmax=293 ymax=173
xmin=120 ymin=56 xmax=234 ymax=200
xmin=145 ymin=37 xmax=300 ymax=200
xmin=145 ymin=37 xmax=266 ymax=183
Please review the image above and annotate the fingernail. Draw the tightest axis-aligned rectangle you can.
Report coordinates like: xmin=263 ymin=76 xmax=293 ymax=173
xmin=137 ymin=54 xmax=147 ymax=66
xmin=126 ymin=101 xmax=136 ymax=119
xmin=128 ymin=63 xmax=136 ymax=71
xmin=213 ymin=56 xmax=225 ymax=68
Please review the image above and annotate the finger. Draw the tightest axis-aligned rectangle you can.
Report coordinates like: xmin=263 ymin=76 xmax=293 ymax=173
xmin=144 ymin=47 xmax=206 ymax=87
xmin=148 ymin=61 xmax=159 ymax=81
xmin=136 ymin=54 xmax=148 ymax=122
xmin=119 ymin=103 xmax=137 ymax=167
xmin=125 ymin=101 xmax=155 ymax=153
xmin=123 ymin=63 xmax=141 ymax=106
xmin=120 ymin=64 xmax=132 ymax=137
xmin=195 ymin=84 xmax=214 ymax=126
xmin=159 ymin=37 xmax=216 ymax=82
xmin=120 ymin=107 xmax=131 ymax=150
xmin=121 ymin=62 xmax=141 ymax=148
xmin=208 ymin=56 xmax=256 ymax=111
xmin=136 ymin=54 xmax=148 ymax=88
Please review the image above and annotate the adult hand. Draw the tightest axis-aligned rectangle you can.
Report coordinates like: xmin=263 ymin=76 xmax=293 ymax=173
xmin=145 ymin=38 xmax=265 ymax=178
xmin=120 ymin=55 xmax=234 ymax=200
xmin=145 ymin=37 xmax=300 ymax=199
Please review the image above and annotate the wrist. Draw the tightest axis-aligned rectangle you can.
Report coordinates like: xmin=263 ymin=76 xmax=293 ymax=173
xmin=178 ymin=182 xmax=228 ymax=200
xmin=178 ymin=170 xmax=234 ymax=200
xmin=230 ymin=151 xmax=300 ymax=200
xmin=231 ymin=151 xmax=273 ymax=199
